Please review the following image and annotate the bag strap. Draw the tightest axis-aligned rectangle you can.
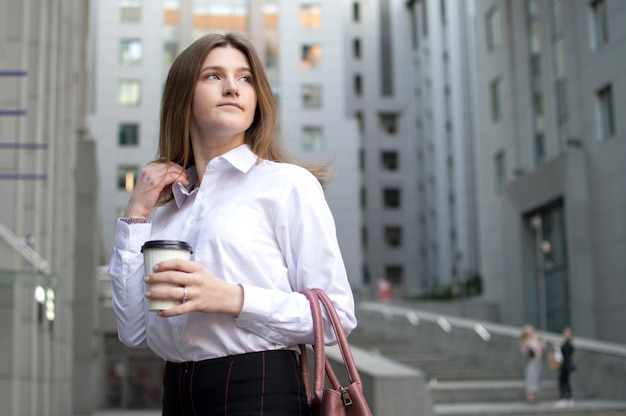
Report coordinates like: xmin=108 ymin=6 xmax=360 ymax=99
xmin=300 ymin=289 xmax=361 ymax=403
xmin=310 ymin=288 xmax=362 ymax=386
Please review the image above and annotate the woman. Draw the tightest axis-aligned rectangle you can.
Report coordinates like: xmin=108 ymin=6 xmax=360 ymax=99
xmin=555 ymin=328 xmax=575 ymax=408
xmin=108 ymin=32 xmax=357 ymax=415
xmin=520 ymin=324 xmax=546 ymax=404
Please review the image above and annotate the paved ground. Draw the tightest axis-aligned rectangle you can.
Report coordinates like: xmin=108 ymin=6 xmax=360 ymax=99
xmin=95 ymin=411 xmax=160 ymax=416
xmin=435 ymin=399 xmax=626 ymax=415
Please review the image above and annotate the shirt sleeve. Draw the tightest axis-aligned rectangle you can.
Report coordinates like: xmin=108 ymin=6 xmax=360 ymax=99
xmin=107 ymin=219 xmax=152 ymax=347
xmin=235 ymin=169 xmax=357 ymax=346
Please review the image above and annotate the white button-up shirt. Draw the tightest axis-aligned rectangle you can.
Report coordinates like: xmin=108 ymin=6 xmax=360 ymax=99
xmin=108 ymin=144 xmax=357 ymax=362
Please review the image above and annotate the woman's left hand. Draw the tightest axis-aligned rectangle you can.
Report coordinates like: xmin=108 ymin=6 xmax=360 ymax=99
xmin=144 ymin=258 xmax=244 ymax=318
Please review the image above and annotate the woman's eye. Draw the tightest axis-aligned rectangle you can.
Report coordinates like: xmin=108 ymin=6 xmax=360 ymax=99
xmin=241 ymin=76 xmax=251 ymax=83
xmin=206 ymin=74 xmax=219 ymax=80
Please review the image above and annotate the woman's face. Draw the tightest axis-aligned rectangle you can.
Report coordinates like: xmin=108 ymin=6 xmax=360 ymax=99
xmin=190 ymin=45 xmax=257 ymax=146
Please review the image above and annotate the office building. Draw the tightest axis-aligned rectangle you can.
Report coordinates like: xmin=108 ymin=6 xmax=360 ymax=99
xmin=0 ymin=1 xmax=98 ymax=415
xmin=471 ymin=0 xmax=626 ymax=342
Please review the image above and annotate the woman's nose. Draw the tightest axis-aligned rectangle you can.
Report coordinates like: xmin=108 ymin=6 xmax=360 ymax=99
xmin=223 ymin=78 xmax=239 ymax=96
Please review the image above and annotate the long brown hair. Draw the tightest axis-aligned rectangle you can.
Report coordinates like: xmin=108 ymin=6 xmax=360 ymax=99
xmin=157 ymin=31 xmax=331 ymax=183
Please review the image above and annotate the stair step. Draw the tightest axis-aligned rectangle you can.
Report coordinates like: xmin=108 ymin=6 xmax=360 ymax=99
xmin=430 ymin=379 xmax=561 ymax=403
xmin=434 ymin=399 xmax=626 ymax=416
xmin=349 ymin=329 xmax=626 ymax=415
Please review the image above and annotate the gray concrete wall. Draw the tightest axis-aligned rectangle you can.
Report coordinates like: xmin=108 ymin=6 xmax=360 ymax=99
xmin=304 ymin=344 xmax=434 ymax=416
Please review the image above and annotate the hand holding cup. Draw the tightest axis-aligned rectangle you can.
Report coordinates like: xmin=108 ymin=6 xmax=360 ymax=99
xmin=142 ymin=240 xmax=193 ymax=311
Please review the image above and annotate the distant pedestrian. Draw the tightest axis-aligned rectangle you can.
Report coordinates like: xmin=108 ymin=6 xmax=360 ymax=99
xmin=520 ymin=324 xmax=546 ymax=404
xmin=377 ymin=278 xmax=393 ymax=301
xmin=554 ymin=328 xmax=575 ymax=408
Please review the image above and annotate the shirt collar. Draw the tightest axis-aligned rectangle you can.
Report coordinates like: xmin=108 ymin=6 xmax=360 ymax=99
xmin=210 ymin=144 xmax=258 ymax=173
xmin=171 ymin=144 xmax=258 ymax=209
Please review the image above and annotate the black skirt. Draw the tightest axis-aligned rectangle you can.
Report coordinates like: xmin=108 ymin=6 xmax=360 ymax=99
xmin=162 ymin=350 xmax=309 ymax=416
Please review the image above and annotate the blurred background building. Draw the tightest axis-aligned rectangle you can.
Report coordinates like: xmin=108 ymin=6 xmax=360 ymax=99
xmin=1 ymin=0 xmax=624 ymax=414
xmin=0 ymin=0 xmax=99 ymax=415
xmin=469 ymin=0 xmax=625 ymax=341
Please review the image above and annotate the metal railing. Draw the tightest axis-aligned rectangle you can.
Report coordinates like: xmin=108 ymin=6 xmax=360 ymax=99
xmin=357 ymin=301 xmax=626 ymax=358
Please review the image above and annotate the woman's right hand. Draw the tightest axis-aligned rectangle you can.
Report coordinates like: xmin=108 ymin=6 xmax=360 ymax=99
xmin=124 ymin=161 xmax=189 ymax=219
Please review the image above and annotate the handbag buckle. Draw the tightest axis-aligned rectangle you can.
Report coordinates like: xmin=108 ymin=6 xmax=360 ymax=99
xmin=340 ymin=387 xmax=353 ymax=406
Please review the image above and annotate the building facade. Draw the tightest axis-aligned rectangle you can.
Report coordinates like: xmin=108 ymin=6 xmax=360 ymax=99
xmin=355 ymin=0 xmax=480 ymax=298
xmin=0 ymin=0 xmax=99 ymax=415
xmin=471 ymin=0 xmax=626 ymax=343
xmin=277 ymin=0 xmax=362 ymax=295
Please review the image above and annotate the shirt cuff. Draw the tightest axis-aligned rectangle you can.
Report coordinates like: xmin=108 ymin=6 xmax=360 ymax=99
xmin=234 ymin=283 xmax=273 ymax=332
xmin=114 ymin=218 xmax=152 ymax=253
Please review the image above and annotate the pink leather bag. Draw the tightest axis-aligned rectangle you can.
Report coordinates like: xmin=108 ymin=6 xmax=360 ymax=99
xmin=300 ymin=289 xmax=373 ymax=416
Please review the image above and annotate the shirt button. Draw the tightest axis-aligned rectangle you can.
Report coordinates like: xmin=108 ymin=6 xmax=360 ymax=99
xmin=177 ymin=327 xmax=182 ymax=335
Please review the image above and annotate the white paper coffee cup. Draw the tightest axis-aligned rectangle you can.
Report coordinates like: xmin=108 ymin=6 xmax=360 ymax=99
xmin=141 ymin=240 xmax=193 ymax=311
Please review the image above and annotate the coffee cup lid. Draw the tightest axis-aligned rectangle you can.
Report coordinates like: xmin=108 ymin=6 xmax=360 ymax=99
xmin=141 ymin=240 xmax=193 ymax=253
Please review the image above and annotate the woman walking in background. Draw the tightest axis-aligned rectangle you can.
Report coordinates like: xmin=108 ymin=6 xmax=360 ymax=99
xmin=520 ymin=325 xmax=546 ymax=404
xmin=555 ymin=328 xmax=575 ymax=408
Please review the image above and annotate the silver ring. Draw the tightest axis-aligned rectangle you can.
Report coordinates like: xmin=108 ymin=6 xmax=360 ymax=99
xmin=181 ymin=287 xmax=188 ymax=304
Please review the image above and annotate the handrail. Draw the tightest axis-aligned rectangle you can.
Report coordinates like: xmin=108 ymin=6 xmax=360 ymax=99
xmin=0 ymin=222 xmax=51 ymax=275
xmin=357 ymin=301 xmax=626 ymax=358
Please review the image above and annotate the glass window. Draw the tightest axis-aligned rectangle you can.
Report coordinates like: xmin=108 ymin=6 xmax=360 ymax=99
xmin=118 ymin=123 xmax=139 ymax=146
xmin=117 ymin=165 xmax=139 ymax=191
xmin=302 ymin=126 xmax=324 ymax=151
xmin=118 ymin=80 xmax=141 ymax=106
xmin=529 ymin=55 xmax=541 ymax=94
xmin=354 ymin=74 xmax=362 ymax=96
xmin=380 ymin=0 xmax=393 ymax=96
xmin=379 ymin=113 xmax=398 ymax=135
xmin=300 ymin=4 xmax=321 ymax=29
xmin=533 ymin=94 xmax=544 ymax=132
xmin=440 ymin=0 xmax=447 ymax=25
xmin=558 ymin=118 xmax=569 ymax=148
xmin=535 ymin=133 xmax=545 ymax=166
xmin=359 ymin=148 xmax=365 ymax=171
xmin=485 ymin=6 xmax=502 ymax=51
xmin=265 ymin=42 xmax=278 ymax=69
xmin=361 ymin=226 xmax=367 ymax=250
xmin=353 ymin=38 xmax=361 ymax=59
xmin=554 ymin=37 xmax=566 ymax=80
xmin=529 ymin=19 xmax=541 ymax=54
xmin=381 ymin=151 xmax=399 ymax=171
xmin=490 ymin=78 xmax=502 ymax=121
xmin=556 ymin=80 xmax=567 ymax=119
xmin=549 ymin=0 xmax=563 ymax=37
xmin=494 ymin=151 xmax=506 ymax=191
xmin=596 ymin=84 xmax=615 ymax=140
xmin=409 ymin=1 xmax=418 ymax=49
xmin=301 ymin=44 xmax=322 ymax=69
xmin=422 ymin=0 xmax=429 ymax=37
xmin=385 ymin=226 xmax=402 ymax=247
xmin=302 ymin=84 xmax=322 ymax=109
xmin=163 ymin=40 xmax=178 ymax=67
xmin=104 ymin=334 xmax=164 ymax=408
xmin=120 ymin=0 xmax=141 ymax=22
xmin=355 ymin=112 xmax=364 ymax=134
xmin=590 ymin=0 xmax=608 ymax=50
xmin=120 ymin=39 xmax=142 ymax=65
xmin=385 ymin=265 xmax=403 ymax=286
xmin=383 ymin=188 xmax=401 ymax=208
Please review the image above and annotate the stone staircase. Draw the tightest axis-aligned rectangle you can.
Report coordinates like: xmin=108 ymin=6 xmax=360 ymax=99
xmin=348 ymin=327 xmax=626 ymax=416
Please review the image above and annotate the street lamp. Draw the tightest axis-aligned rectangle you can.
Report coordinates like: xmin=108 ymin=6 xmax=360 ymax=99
xmin=529 ymin=215 xmax=547 ymax=331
